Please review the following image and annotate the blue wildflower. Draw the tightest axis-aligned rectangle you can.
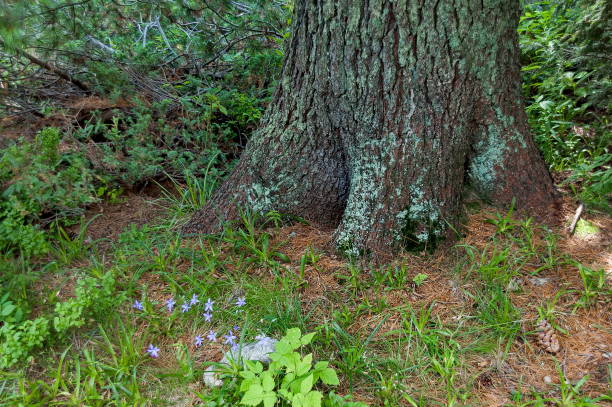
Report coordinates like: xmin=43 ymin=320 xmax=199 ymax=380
xmin=146 ymin=344 xmax=160 ymax=358
xmin=181 ymin=303 xmax=191 ymax=313
xmin=132 ymin=300 xmax=144 ymax=311
xmin=204 ymin=298 xmax=214 ymax=312
xmin=165 ymin=298 xmax=176 ymax=312
xmin=223 ymin=332 xmax=237 ymax=346
xmin=235 ymin=297 xmax=246 ymax=307
xmin=190 ymin=294 xmax=199 ymax=306
xmin=207 ymin=330 xmax=217 ymax=342
xmin=202 ymin=312 xmax=212 ymax=322
xmin=194 ymin=335 xmax=204 ymax=347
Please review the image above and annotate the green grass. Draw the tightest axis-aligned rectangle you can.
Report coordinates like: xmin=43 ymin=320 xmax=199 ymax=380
xmin=1 ymin=182 xmax=610 ymax=406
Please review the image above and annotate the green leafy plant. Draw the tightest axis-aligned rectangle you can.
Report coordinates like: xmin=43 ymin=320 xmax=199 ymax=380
xmin=324 ymin=392 xmax=368 ymax=407
xmin=0 ymin=270 xmax=120 ymax=369
xmin=53 ymin=271 xmax=120 ymax=334
xmin=224 ymin=211 xmax=291 ymax=270
xmin=236 ymin=328 xmax=342 ymax=407
xmin=336 ymin=263 xmax=365 ymax=296
xmin=519 ymin=0 xmax=610 ymax=211
xmin=0 ymin=127 xmax=98 ymax=256
xmin=486 ymin=202 xmax=517 ymax=236
xmin=331 ymin=319 xmax=386 ymax=391
xmin=574 ymin=263 xmax=610 ymax=309
xmin=509 ymin=367 xmax=611 ymax=406
xmin=412 ymin=273 xmax=428 ymax=287
xmin=0 ymin=317 xmax=49 ymax=369
xmin=51 ymin=216 xmax=99 ymax=265
xmin=476 ymin=286 xmax=522 ymax=340
xmin=562 ymin=153 xmax=611 ymax=211
xmin=0 ymin=292 xmax=24 ymax=324
xmin=299 ymin=247 xmax=321 ymax=283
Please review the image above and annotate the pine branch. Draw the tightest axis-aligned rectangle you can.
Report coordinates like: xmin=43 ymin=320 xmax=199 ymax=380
xmin=0 ymin=39 xmax=90 ymax=93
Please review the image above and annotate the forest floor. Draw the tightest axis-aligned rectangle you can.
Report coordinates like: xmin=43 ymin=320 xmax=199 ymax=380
xmin=1 ymin=110 xmax=611 ymax=406
xmin=14 ymin=184 xmax=612 ymax=406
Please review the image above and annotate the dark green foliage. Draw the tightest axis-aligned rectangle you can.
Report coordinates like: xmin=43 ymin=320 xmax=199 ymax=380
xmin=519 ymin=0 xmax=610 ymax=210
xmin=0 ymin=0 xmax=289 ymax=106
xmin=0 ymin=128 xmax=97 ymax=256
xmin=0 ymin=1 xmax=289 ymax=256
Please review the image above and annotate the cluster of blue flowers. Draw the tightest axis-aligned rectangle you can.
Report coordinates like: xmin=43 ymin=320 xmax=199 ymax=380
xmin=132 ymin=295 xmax=247 ymax=358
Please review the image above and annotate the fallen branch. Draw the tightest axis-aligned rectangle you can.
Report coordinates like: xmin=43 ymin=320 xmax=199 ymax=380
xmin=568 ymin=202 xmax=584 ymax=235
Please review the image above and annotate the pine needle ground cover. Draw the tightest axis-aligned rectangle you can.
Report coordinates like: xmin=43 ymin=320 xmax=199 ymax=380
xmin=0 ymin=190 xmax=610 ymax=406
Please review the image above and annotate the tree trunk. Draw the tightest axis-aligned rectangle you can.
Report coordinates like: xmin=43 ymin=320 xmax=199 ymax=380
xmin=183 ymin=0 xmax=558 ymax=260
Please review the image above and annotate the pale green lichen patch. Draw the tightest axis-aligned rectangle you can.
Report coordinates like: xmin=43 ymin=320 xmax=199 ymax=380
xmin=394 ymin=185 xmax=446 ymax=252
xmin=574 ymin=219 xmax=600 ymax=239
xmin=469 ymin=125 xmax=506 ymax=195
xmin=469 ymin=109 xmax=529 ymax=197
xmin=335 ymin=132 xmax=399 ymax=256
xmin=245 ymin=182 xmax=279 ymax=214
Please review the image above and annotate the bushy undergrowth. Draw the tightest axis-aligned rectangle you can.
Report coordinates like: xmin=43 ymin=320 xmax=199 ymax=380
xmin=0 ymin=127 xmax=97 ymax=256
xmin=0 ymin=85 xmax=265 ymax=255
xmin=0 ymin=0 xmax=287 ymax=257
xmin=519 ymin=0 xmax=611 ymax=210
xmin=0 ymin=270 xmax=121 ymax=369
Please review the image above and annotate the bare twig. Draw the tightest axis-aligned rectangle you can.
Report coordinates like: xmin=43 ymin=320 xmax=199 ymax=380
xmin=85 ymin=35 xmax=116 ymax=54
xmin=153 ymin=16 xmax=179 ymax=58
xmin=568 ymin=202 xmax=584 ymax=235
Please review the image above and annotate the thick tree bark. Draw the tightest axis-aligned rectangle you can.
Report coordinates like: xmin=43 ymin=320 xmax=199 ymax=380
xmin=183 ymin=0 xmax=558 ymax=259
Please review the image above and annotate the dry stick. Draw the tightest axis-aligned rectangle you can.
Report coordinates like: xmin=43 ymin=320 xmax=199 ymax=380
xmin=568 ymin=202 xmax=584 ymax=235
xmin=0 ymin=40 xmax=91 ymax=93
xmin=85 ymin=35 xmax=116 ymax=55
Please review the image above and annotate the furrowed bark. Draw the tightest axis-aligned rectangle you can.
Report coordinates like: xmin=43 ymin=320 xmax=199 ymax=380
xmin=183 ymin=0 xmax=558 ymax=260
xmin=182 ymin=2 xmax=349 ymax=234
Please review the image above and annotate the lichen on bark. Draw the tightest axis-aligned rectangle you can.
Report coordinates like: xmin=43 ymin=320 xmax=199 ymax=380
xmin=183 ymin=0 xmax=558 ymax=261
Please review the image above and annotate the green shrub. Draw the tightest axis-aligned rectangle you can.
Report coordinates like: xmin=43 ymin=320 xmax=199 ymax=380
xmin=0 ymin=291 xmax=25 ymax=325
xmin=0 ymin=317 xmax=50 ymax=369
xmin=54 ymin=271 xmax=120 ymax=334
xmin=206 ymin=328 xmax=366 ymax=407
xmin=0 ymin=271 xmax=120 ymax=369
xmin=519 ymin=0 xmax=611 ymax=210
xmin=0 ymin=127 xmax=98 ymax=256
xmin=0 ymin=202 xmax=49 ymax=257
xmin=562 ymin=153 xmax=611 ymax=210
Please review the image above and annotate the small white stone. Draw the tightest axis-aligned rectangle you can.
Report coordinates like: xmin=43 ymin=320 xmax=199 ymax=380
xmin=529 ymin=277 xmax=550 ymax=286
xmin=543 ymin=375 xmax=552 ymax=384
xmin=202 ymin=371 xmax=223 ymax=387
xmin=203 ymin=336 xmax=278 ymax=387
